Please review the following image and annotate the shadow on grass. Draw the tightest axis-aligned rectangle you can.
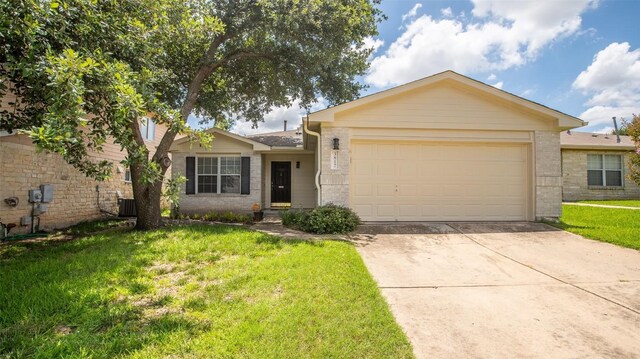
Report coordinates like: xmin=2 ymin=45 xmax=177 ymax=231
xmin=0 ymin=223 xmax=325 ymax=357
xmin=545 ymin=221 xmax=595 ymax=232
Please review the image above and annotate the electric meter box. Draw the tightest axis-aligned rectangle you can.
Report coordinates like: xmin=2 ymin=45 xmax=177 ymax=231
xmin=28 ymin=189 xmax=43 ymax=203
xmin=40 ymin=184 xmax=53 ymax=203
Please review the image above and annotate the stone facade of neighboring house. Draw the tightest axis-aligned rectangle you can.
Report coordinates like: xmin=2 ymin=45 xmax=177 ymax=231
xmin=0 ymin=121 xmax=169 ymax=234
xmin=561 ymin=131 xmax=640 ymax=201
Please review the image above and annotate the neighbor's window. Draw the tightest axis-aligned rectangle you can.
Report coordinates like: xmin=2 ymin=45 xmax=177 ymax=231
xmin=587 ymin=154 xmax=623 ymax=187
xmin=124 ymin=169 xmax=132 ymax=183
xmin=140 ymin=117 xmax=155 ymax=141
xmin=197 ymin=157 xmax=218 ymax=193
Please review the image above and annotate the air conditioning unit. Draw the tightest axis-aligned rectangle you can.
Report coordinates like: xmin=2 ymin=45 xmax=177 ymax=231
xmin=118 ymin=199 xmax=137 ymax=217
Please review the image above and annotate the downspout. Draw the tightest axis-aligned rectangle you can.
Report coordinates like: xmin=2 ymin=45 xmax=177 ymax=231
xmin=303 ymin=116 xmax=322 ymax=205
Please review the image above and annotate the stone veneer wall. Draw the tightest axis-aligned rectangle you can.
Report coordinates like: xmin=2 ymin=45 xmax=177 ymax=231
xmin=0 ymin=141 xmax=133 ymax=234
xmin=562 ymin=149 xmax=640 ymax=201
xmin=319 ymin=126 xmax=351 ymax=206
xmin=534 ymin=131 xmax=563 ymax=220
xmin=172 ymin=152 xmax=262 ymax=214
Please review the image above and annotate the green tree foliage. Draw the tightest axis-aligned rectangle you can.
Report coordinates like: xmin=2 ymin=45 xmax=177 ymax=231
xmin=627 ymin=114 xmax=640 ymax=185
xmin=611 ymin=117 xmax=630 ymax=136
xmin=0 ymin=0 xmax=382 ymax=229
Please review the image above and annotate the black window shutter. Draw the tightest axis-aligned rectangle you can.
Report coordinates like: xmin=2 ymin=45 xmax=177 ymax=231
xmin=186 ymin=157 xmax=195 ymax=194
xmin=241 ymin=157 xmax=250 ymax=195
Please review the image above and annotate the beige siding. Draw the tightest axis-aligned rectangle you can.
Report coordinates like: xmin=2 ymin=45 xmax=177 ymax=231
xmin=330 ymin=82 xmax=555 ymax=131
xmin=264 ymin=154 xmax=316 ymax=209
xmin=171 ymin=134 xmax=253 ymax=154
xmin=562 ymin=149 xmax=640 ymax=201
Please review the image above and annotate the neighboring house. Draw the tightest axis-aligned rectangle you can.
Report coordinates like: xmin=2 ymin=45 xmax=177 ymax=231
xmin=171 ymin=70 xmax=585 ymax=221
xmin=0 ymin=118 xmax=169 ymax=234
xmin=561 ymin=131 xmax=640 ymax=201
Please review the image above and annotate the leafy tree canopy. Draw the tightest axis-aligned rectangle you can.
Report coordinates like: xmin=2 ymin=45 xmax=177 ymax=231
xmin=626 ymin=114 xmax=640 ymax=185
xmin=0 ymin=0 xmax=382 ymax=228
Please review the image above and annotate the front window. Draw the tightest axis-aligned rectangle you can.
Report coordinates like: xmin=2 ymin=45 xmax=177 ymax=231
xmin=197 ymin=157 xmax=218 ymax=193
xmin=124 ymin=169 xmax=132 ymax=183
xmin=220 ymin=157 xmax=241 ymax=193
xmin=196 ymin=156 xmax=241 ymax=194
xmin=587 ymin=154 xmax=623 ymax=187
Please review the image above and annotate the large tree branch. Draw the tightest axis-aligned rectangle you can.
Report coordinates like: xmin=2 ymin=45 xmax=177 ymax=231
xmin=153 ymin=45 xmax=274 ymax=170
xmin=151 ymin=34 xmax=233 ymax=169
xmin=130 ymin=116 xmax=146 ymax=148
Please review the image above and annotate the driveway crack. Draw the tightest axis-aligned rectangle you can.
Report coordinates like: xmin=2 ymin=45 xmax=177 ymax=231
xmin=446 ymin=223 xmax=640 ymax=316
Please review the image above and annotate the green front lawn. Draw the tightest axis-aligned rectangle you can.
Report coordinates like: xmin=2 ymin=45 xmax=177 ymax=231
xmin=0 ymin=225 xmax=413 ymax=358
xmin=578 ymin=199 xmax=640 ymax=208
xmin=551 ymin=205 xmax=640 ymax=250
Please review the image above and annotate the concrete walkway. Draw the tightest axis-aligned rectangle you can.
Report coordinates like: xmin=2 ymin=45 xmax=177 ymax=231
xmin=354 ymin=222 xmax=640 ymax=358
xmin=563 ymin=202 xmax=640 ymax=210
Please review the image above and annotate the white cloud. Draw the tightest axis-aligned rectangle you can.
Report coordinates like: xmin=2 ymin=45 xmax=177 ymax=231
xmin=492 ymin=81 xmax=503 ymax=89
xmin=363 ymin=37 xmax=385 ymax=55
xmin=487 ymin=73 xmax=497 ymax=81
xmin=367 ymin=0 xmax=596 ymax=87
xmin=402 ymin=3 xmax=423 ymax=22
xmin=577 ymin=105 xmax=639 ymax=129
xmin=231 ymin=99 xmax=327 ymax=136
xmin=441 ymin=7 xmax=453 ymax=18
xmin=594 ymin=126 xmax=614 ymax=134
xmin=573 ymin=42 xmax=640 ymax=129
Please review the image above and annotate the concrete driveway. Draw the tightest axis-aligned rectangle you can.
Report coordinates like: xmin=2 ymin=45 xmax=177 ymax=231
xmin=354 ymin=222 xmax=640 ymax=358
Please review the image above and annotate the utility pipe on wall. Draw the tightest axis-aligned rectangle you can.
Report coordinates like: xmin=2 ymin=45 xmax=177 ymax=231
xmin=303 ymin=116 xmax=322 ymax=206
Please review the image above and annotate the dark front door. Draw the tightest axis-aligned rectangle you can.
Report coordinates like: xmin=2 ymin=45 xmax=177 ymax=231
xmin=271 ymin=162 xmax=291 ymax=204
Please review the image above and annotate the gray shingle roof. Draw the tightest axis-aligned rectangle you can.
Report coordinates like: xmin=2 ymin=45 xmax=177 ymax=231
xmin=561 ymin=131 xmax=635 ymax=150
xmin=248 ymin=129 xmax=303 ymax=147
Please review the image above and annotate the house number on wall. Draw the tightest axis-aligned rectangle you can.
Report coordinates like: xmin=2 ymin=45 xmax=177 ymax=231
xmin=331 ymin=150 xmax=339 ymax=170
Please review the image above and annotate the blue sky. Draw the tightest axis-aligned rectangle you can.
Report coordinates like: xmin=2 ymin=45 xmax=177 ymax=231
xmin=229 ymin=0 xmax=640 ymax=135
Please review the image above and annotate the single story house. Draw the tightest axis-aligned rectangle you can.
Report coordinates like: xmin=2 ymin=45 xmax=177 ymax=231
xmin=171 ymin=70 xmax=587 ymax=221
xmin=561 ymin=131 xmax=640 ymax=201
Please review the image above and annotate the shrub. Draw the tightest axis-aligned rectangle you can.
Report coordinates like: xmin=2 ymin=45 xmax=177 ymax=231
xmin=281 ymin=204 xmax=360 ymax=234
xmin=180 ymin=212 xmax=252 ymax=224
xmin=280 ymin=210 xmax=309 ymax=228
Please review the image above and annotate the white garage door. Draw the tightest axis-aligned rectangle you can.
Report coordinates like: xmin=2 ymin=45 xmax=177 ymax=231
xmin=350 ymin=141 xmax=530 ymax=221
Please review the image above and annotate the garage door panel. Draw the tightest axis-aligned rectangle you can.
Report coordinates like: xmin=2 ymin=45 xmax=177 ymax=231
xmin=352 ymin=183 xmax=373 ymax=197
xmin=350 ymin=141 xmax=529 ymax=221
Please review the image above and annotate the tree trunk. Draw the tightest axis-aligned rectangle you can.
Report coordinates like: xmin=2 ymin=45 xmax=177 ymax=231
xmin=130 ymin=35 xmax=235 ymax=230
xmin=132 ymin=173 xmax=164 ymax=230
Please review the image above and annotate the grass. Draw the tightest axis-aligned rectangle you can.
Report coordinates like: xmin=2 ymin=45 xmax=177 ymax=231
xmin=578 ymin=199 xmax=640 ymax=208
xmin=0 ymin=224 xmax=413 ymax=358
xmin=64 ymin=218 xmax=131 ymax=235
xmin=550 ymin=204 xmax=640 ymax=250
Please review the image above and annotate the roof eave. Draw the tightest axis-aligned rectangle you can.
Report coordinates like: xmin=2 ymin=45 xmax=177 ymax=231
xmin=561 ymin=144 xmax=635 ymax=151
xmin=170 ymin=128 xmax=270 ymax=151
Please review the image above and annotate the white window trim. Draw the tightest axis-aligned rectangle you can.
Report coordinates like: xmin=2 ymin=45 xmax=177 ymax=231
xmin=587 ymin=154 xmax=624 ymax=187
xmin=124 ymin=169 xmax=132 ymax=183
xmin=195 ymin=155 xmax=242 ymax=194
